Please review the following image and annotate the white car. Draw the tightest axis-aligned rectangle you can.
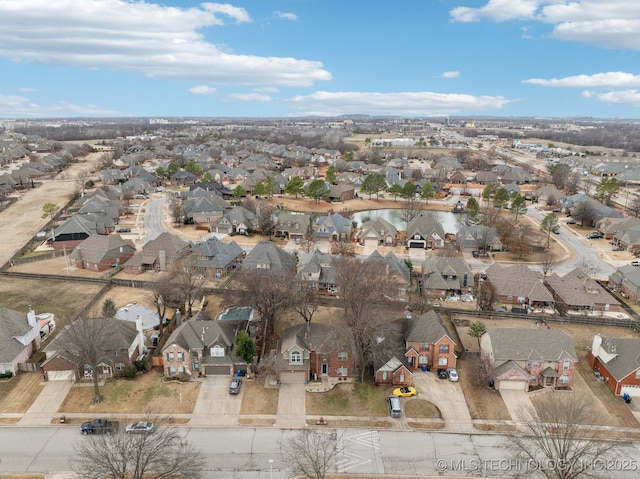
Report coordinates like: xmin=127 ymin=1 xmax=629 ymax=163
xmin=125 ymin=421 xmax=156 ymax=434
xmin=447 ymin=369 xmax=459 ymax=382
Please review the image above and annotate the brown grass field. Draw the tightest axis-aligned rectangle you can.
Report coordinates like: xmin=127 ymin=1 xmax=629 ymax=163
xmin=0 ymin=372 xmax=43 ymax=413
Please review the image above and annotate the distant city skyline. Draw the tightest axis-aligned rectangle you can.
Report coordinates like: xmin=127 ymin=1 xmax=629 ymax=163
xmin=2 ymin=1 xmax=640 ymax=119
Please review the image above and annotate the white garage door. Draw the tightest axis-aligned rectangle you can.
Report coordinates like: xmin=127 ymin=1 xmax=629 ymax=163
xmin=621 ymin=385 xmax=640 ymax=397
xmin=48 ymin=370 xmax=75 ymax=381
xmin=498 ymin=380 xmax=527 ymax=391
xmin=280 ymin=372 xmax=306 ymax=384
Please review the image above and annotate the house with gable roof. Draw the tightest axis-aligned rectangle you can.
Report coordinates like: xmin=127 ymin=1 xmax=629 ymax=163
xmin=296 ymin=249 xmax=336 ymax=292
xmin=589 ymin=334 xmax=640 ymax=397
xmin=210 ymin=206 xmax=257 ymax=235
xmin=123 ymin=232 xmax=193 ymax=274
xmin=544 ymin=267 xmax=621 ymax=314
xmin=480 ymin=328 xmax=577 ymax=391
xmin=161 ymin=312 xmax=249 ymax=377
xmin=274 ymin=212 xmax=312 ymax=241
xmin=241 ymin=241 xmax=297 ymax=277
xmin=314 ymin=213 xmax=352 ymax=251
xmin=356 ymin=217 xmax=397 ymax=247
xmin=365 ymin=251 xmax=411 ymax=302
xmin=406 ymin=213 xmax=445 ymax=249
xmin=421 ymin=256 xmax=473 ymax=300
xmin=0 ymin=306 xmax=41 ymax=376
xmin=70 ymin=234 xmax=136 ymax=272
xmin=485 ymin=263 xmax=555 ymax=311
xmin=49 ymin=215 xmax=100 ymax=250
xmin=608 ymin=264 xmax=640 ymax=303
xmin=192 ymin=236 xmax=244 ymax=279
xmin=275 ymin=322 xmax=355 ymax=384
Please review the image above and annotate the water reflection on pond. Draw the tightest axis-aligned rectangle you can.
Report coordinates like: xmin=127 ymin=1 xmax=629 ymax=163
xmin=350 ymin=209 xmax=467 ymax=234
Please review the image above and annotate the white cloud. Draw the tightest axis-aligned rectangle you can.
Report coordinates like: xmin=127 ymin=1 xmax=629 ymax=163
xmin=0 ymin=94 xmax=119 ymax=117
xmin=524 ymin=72 xmax=640 ymax=88
xmin=0 ymin=0 xmax=331 ymax=87
xmin=441 ymin=71 xmax=460 ymax=79
xmin=583 ymin=89 xmax=640 ymax=107
xmin=225 ymin=92 xmax=272 ymax=102
xmin=451 ymin=1 xmax=640 ymax=51
xmin=190 ymin=85 xmax=218 ymax=95
xmin=287 ymin=91 xmax=511 ymax=116
xmin=272 ymin=11 xmax=298 ymax=21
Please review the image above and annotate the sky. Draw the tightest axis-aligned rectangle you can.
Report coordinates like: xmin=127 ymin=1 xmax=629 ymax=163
xmin=2 ymin=0 xmax=640 ymax=119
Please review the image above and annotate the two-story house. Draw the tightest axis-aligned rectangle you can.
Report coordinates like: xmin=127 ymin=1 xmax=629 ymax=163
xmin=421 ymin=256 xmax=473 ymax=300
xmin=162 ymin=315 xmax=249 ymax=378
xmin=405 ymin=214 xmax=445 ymax=249
xmin=589 ymin=334 xmax=640 ymax=397
xmin=0 ymin=306 xmax=41 ymax=376
xmin=480 ymin=328 xmax=577 ymax=391
xmin=275 ymin=323 xmax=355 ymax=384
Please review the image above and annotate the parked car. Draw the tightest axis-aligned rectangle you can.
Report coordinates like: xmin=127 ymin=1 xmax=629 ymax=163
xmin=388 ymin=395 xmax=402 ymax=418
xmin=229 ymin=377 xmax=242 ymax=394
xmin=116 ymin=227 xmax=131 ymax=233
xmin=566 ymin=220 xmax=576 ymax=225
xmin=586 ymin=232 xmax=604 ymax=239
xmin=125 ymin=421 xmax=156 ymax=434
xmin=392 ymin=386 xmax=417 ymax=397
xmin=472 ymin=250 xmax=479 ymax=258
xmin=80 ymin=419 xmax=119 ymax=435
xmin=447 ymin=369 xmax=459 ymax=382
xmin=612 ymin=245 xmax=624 ymax=251
xmin=437 ymin=369 xmax=448 ymax=380
xmin=632 ymin=260 xmax=640 ymax=267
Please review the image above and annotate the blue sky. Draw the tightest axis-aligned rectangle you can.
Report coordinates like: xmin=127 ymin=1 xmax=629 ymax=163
xmin=2 ymin=0 xmax=640 ymax=119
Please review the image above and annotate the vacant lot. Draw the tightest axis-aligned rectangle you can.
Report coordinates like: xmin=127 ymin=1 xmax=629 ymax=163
xmin=58 ymin=368 xmax=200 ymax=415
xmin=0 ymin=372 xmax=43 ymax=416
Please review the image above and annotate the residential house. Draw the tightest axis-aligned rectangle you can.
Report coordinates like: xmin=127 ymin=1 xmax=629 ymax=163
xmin=241 ymin=241 xmax=297 ymax=277
xmin=69 ymin=234 xmax=136 ymax=272
xmin=589 ymin=334 xmax=640 ymax=397
xmin=406 ymin=214 xmax=445 ymax=249
xmin=162 ymin=314 xmax=249 ymax=377
xmin=480 ymin=328 xmax=578 ymax=391
xmin=192 ymin=236 xmax=244 ymax=279
xmin=328 ymin=184 xmax=355 ymax=202
xmin=42 ymin=316 xmax=145 ymax=381
xmin=209 ymin=206 xmax=257 ymax=235
xmin=49 ymin=215 xmax=101 ymax=250
xmin=614 ymin=224 xmax=640 ymax=254
xmin=170 ymin=170 xmax=199 ymax=187
xmin=608 ymin=265 xmax=640 ymax=303
xmin=456 ymin=225 xmax=502 ymax=252
xmin=530 ymin=185 xmax=565 ymax=205
xmin=296 ymin=249 xmax=336 ymax=292
xmin=356 ymin=217 xmax=397 ymax=247
xmin=365 ymin=251 xmax=411 ymax=302
xmin=0 ymin=306 xmax=41 ymax=376
xmin=544 ymin=267 xmax=621 ymax=314
xmin=275 ymin=323 xmax=355 ymax=384
xmin=123 ymin=232 xmax=193 ymax=274
xmin=274 ymin=212 xmax=312 ymax=241
xmin=183 ymin=194 xmax=230 ymax=224
xmin=314 ymin=213 xmax=352 ymax=251
xmin=474 ymin=170 xmax=499 ymax=185
xmin=420 ymin=256 xmax=473 ymax=300
xmin=598 ymin=216 xmax=640 ymax=242
xmin=485 ymin=263 xmax=555 ymax=311
xmin=375 ymin=310 xmax=457 ymax=386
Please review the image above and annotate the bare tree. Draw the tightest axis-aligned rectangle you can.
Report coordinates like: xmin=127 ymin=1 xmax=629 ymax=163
xmin=292 ymin=288 xmax=320 ymax=324
xmin=399 ymin=195 xmax=422 ymax=226
xmin=148 ymin=273 xmax=183 ymax=339
xmin=170 ymin=201 xmax=184 ymax=225
xmin=476 ymin=280 xmax=497 ymax=311
xmin=511 ymin=224 xmax=533 ymax=259
xmin=256 ymin=202 xmax=276 ymax=238
xmin=538 ymin=252 xmax=558 ymax=277
xmin=508 ymin=393 xmax=619 ymax=479
xmin=333 ymin=257 xmax=396 ymax=381
xmin=571 ymin=200 xmax=596 ymax=226
xmin=62 ymin=317 xmax=116 ymax=404
xmin=171 ymin=255 xmax=205 ymax=318
xmin=281 ymin=429 xmax=341 ymax=479
xmin=629 ymin=195 xmax=640 ymax=217
xmin=73 ymin=420 xmax=206 ymax=479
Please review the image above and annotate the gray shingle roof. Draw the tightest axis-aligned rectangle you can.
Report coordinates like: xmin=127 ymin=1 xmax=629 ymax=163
xmin=486 ymin=328 xmax=577 ymax=362
xmin=596 ymin=336 xmax=640 ymax=381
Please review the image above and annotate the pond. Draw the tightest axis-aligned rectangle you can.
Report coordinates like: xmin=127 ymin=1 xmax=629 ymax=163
xmin=351 ymin=209 xmax=467 ymax=234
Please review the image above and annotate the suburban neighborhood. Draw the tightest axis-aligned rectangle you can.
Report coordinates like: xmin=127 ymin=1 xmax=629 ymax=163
xmin=2 ymin=117 xmax=640 ymax=478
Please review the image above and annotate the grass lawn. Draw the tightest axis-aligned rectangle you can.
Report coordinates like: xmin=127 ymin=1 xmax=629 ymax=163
xmin=58 ymin=369 xmax=200 ymax=415
xmin=306 ymin=380 xmax=390 ymax=417
xmin=404 ymin=398 xmax=442 ymax=418
xmin=240 ymin=377 xmax=279 ymax=415
xmin=0 ymin=372 xmax=44 ymax=413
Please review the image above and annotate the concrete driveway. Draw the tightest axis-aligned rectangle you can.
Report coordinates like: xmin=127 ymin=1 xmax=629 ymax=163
xmin=191 ymin=376 xmax=243 ymax=427
xmin=18 ymin=380 xmax=72 ymax=426
xmin=275 ymin=383 xmax=306 ymax=428
xmin=499 ymin=389 xmax=536 ymax=428
xmin=412 ymin=370 xmax=473 ymax=432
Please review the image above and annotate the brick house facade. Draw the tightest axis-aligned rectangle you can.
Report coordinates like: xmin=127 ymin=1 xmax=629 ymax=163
xmin=589 ymin=334 xmax=640 ymax=397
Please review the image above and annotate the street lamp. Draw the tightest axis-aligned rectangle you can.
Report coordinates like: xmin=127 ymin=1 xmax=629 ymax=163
xmin=269 ymin=458 xmax=274 ymax=479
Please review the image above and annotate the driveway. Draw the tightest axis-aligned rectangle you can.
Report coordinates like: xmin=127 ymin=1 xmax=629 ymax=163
xmin=499 ymin=389 xmax=536 ymax=429
xmin=412 ymin=370 xmax=474 ymax=432
xmin=18 ymin=380 xmax=72 ymax=426
xmin=191 ymin=376 xmax=243 ymax=427
xmin=275 ymin=383 xmax=306 ymax=428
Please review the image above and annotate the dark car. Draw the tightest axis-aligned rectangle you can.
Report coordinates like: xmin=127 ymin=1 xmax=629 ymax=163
xmin=586 ymin=232 xmax=604 ymax=239
xmin=437 ymin=369 xmax=448 ymax=380
xmin=229 ymin=377 xmax=242 ymax=394
xmin=472 ymin=251 xmax=479 ymax=258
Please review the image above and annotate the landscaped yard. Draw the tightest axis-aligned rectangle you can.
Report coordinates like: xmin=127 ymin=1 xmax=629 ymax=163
xmin=58 ymin=368 xmax=200 ymax=415
xmin=0 ymin=372 xmax=43 ymax=416
xmin=306 ymin=380 xmax=391 ymax=417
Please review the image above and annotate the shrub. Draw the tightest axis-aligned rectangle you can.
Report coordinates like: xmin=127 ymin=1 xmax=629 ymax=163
xmin=123 ymin=365 xmax=138 ymax=379
xmin=0 ymin=371 xmax=13 ymax=379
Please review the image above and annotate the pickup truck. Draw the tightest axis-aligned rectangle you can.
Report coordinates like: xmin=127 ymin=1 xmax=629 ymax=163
xmin=80 ymin=419 xmax=119 ymax=435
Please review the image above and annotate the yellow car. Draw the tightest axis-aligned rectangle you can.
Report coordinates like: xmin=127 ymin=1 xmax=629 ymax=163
xmin=392 ymin=386 xmax=417 ymax=397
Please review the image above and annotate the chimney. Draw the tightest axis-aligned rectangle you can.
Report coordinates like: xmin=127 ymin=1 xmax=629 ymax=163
xmin=175 ymin=310 xmax=182 ymax=327
xmin=159 ymin=250 xmax=166 ymax=270
xmin=27 ymin=305 xmax=37 ymax=328
xmin=591 ymin=333 xmax=602 ymax=357
xmin=76 ymin=247 xmax=82 ymax=261
xmin=463 ymin=272 xmax=468 ymax=287
xmin=135 ymin=315 xmax=145 ymax=348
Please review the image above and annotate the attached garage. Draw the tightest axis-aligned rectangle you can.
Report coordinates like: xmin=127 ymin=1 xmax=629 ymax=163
xmin=279 ymin=371 xmax=307 ymax=384
xmin=498 ymin=380 xmax=527 ymax=391
xmin=620 ymin=385 xmax=640 ymax=397
xmin=204 ymin=365 xmax=230 ymax=376
xmin=47 ymin=370 xmax=76 ymax=381
xmin=407 ymin=240 xmax=425 ymax=248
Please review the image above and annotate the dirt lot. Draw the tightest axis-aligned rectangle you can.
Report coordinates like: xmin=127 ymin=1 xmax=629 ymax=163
xmin=58 ymin=368 xmax=200 ymax=415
